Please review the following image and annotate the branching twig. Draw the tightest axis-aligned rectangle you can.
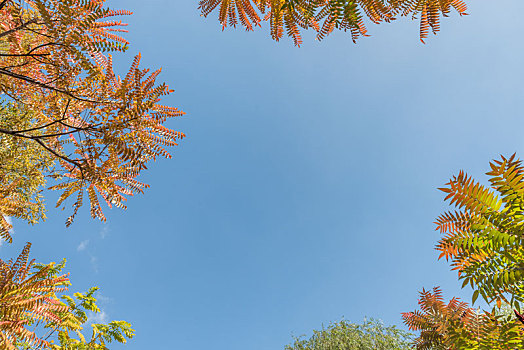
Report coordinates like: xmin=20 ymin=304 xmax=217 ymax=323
xmin=0 ymin=68 xmax=96 ymax=103
xmin=0 ymin=52 xmax=50 ymax=57
xmin=0 ymin=18 xmax=39 ymax=39
xmin=33 ymin=139 xmax=84 ymax=178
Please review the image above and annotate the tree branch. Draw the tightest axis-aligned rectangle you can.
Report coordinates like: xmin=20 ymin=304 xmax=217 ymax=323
xmin=0 ymin=124 xmax=84 ymax=177
xmin=0 ymin=53 xmax=50 ymax=57
xmin=0 ymin=67 xmax=96 ymax=102
xmin=0 ymin=19 xmax=39 ymax=39
xmin=34 ymin=138 xmax=84 ymax=178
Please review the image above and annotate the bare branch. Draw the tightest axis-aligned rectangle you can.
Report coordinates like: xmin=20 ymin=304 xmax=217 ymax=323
xmin=34 ymin=138 xmax=84 ymax=178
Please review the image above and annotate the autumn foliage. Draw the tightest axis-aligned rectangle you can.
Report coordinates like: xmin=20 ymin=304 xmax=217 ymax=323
xmin=0 ymin=243 xmax=68 ymax=349
xmin=0 ymin=0 xmax=185 ymax=242
xmin=0 ymin=0 xmax=184 ymax=348
xmin=0 ymin=244 xmax=134 ymax=349
xmin=402 ymin=287 xmax=524 ymax=349
xmin=199 ymin=0 xmax=468 ymax=45
xmin=403 ymin=155 xmax=524 ymax=348
xmin=2 ymin=1 xmax=519 ymax=350
xmin=435 ymin=154 xmax=524 ymax=310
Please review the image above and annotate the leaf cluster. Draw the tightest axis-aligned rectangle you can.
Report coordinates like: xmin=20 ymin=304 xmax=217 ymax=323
xmin=48 ymin=287 xmax=134 ymax=350
xmin=0 ymin=245 xmax=134 ymax=350
xmin=0 ymin=0 xmax=185 ymax=240
xmin=402 ymin=287 xmax=524 ymax=349
xmin=435 ymin=154 xmax=524 ymax=310
xmin=403 ymin=154 xmax=524 ymax=349
xmin=0 ymin=243 xmax=69 ymax=349
xmin=285 ymin=318 xmax=413 ymax=350
xmin=0 ymin=102 xmax=54 ymax=242
xmin=199 ymin=0 xmax=468 ymax=45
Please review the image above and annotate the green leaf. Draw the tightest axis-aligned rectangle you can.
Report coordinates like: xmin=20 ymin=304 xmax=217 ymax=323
xmin=472 ymin=290 xmax=479 ymax=304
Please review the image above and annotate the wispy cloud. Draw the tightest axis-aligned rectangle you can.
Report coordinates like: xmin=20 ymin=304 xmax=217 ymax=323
xmin=5 ymin=216 xmax=12 ymax=228
xmin=90 ymin=255 xmax=98 ymax=273
xmin=87 ymin=309 xmax=108 ymax=325
xmin=77 ymin=239 xmax=89 ymax=251
xmin=1 ymin=217 xmax=14 ymax=247
xmin=94 ymin=291 xmax=112 ymax=304
xmin=100 ymin=225 xmax=109 ymax=239
xmin=86 ymin=290 xmax=112 ymax=327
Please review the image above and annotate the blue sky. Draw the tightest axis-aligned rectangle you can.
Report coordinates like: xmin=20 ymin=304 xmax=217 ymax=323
xmin=4 ymin=1 xmax=524 ymax=349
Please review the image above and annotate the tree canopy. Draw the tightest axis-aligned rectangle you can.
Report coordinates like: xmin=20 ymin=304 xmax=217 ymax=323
xmin=402 ymin=287 xmax=524 ymax=349
xmin=436 ymin=154 xmax=524 ymax=310
xmin=199 ymin=0 xmax=468 ymax=45
xmin=0 ymin=0 xmax=184 ymax=348
xmin=0 ymin=244 xmax=134 ymax=349
xmin=0 ymin=0 xmax=185 ymax=242
xmin=285 ymin=318 xmax=413 ymax=350
xmin=2 ymin=1 xmax=523 ymax=350
xmin=402 ymin=155 xmax=524 ymax=348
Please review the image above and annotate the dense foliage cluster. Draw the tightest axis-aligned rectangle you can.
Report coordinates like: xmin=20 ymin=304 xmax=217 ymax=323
xmin=0 ymin=243 xmax=68 ymax=349
xmin=285 ymin=318 xmax=413 ymax=350
xmin=0 ymin=0 xmax=185 ymax=242
xmin=0 ymin=0 xmax=183 ymax=348
xmin=436 ymin=154 xmax=524 ymax=310
xmin=1 ymin=0 xmax=521 ymax=349
xmin=199 ymin=0 xmax=468 ymax=45
xmin=402 ymin=287 xmax=524 ymax=349
xmin=0 ymin=245 xmax=133 ymax=349
xmin=401 ymin=155 xmax=524 ymax=348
